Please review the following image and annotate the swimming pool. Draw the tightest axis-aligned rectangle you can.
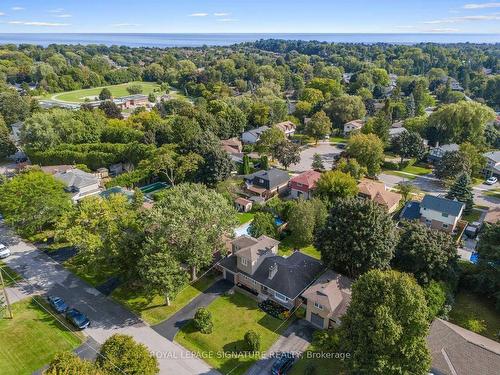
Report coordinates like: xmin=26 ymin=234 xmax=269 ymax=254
xmin=233 ymin=216 xmax=284 ymax=238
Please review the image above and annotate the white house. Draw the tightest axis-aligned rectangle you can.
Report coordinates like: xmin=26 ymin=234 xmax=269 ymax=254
xmin=274 ymin=121 xmax=296 ymax=138
xmin=54 ymin=168 xmax=101 ymax=203
xmin=343 ymin=120 xmax=364 ymax=136
xmin=420 ymin=195 xmax=465 ymax=233
xmin=241 ymin=126 xmax=269 ymax=144
xmin=482 ymin=151 xmax=500 ymax=178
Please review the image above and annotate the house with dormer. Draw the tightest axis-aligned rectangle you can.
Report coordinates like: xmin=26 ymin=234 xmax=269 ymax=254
xmin=219 ymin=235 xmax=324 ymax=308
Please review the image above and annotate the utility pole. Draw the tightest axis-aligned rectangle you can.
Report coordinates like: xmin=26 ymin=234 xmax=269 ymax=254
xmin=0 ymin=266 xmax=13 ymax=319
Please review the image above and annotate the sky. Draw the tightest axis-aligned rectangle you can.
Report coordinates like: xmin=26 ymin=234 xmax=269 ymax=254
xmin=0 ymin=0 xmax=499 ymax=34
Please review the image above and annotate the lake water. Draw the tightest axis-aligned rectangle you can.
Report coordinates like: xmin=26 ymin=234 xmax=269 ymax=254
xmin=0 ymin=33 xmax=498 ymax=47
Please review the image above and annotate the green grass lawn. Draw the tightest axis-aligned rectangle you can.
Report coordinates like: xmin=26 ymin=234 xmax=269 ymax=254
xmin=485 ymin=188 xmax=500 ymax=199
xmin=175 ymin=292 xmax=291 ymax=375
xmin=278 ymin=236 xmax=321 ymax=260
xmin=237 ymin=212 xmax=255 ymax=225
xmin=48 ymin=82 xmax=160 ymax=103
xmin=383 ymin=164 xmax=432 ymax=180
xmin=462 ymin=209 xmax=482 ymax=223
xmin=329 ymin=136 xmax=347 ymax=144
xmin=0 ymin=262 xmax=22 ymax=287
xmin=290 ymin=345 xmax=347 ymax=375
xmin=449 ymin=290 xmax=500 ymax=342
xmin=0 ymin=297 xmax=83 ymax=375
xmin=64 ymin=253 xmax=115 ymax=287
xmin=112 ymin=272 xmax=218 ymax=325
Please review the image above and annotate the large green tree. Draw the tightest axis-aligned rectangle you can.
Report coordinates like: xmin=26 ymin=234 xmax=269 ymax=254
xmin=315 ymin=198 xmax=398 ymax=278
xmin=434 ymin=150 xmax=471 ymax=180
xmin=474 ymin=222 xmax=500 ymax=309
xmin=0 ymin=116 xmax=16 ymax=158
xmin=392 ymin=131 xmax=426 ymax=165
xmin=273 ymin=140 xmax=300 ymax=170
xmin=341 ymin=270 xmax=431 ymax=375
xmin=315 ymin=170 xmax=358 ymax=203
xmin=0 ymin=90 xmax=30 ymax=125
xmin=145 ymin=183 xmax=237 ymax=280
xmin=45 ymin=352 xmax=102 ymax=375
xmin=287 ymin=198 xmax=327 ymax=247
xmin=0 ymin=170 xmax=71 ymax=236
xmin=305 ymin=110 xmax=332 ymax=144
xmin=256 ymin=126 xmax=286 ymax=155
xmin=347 ymin=133 xmax=385 ymax=176
xmin=446 ymin=173 xmax=474 ymax=213
xmin=324 ymin=95 xmax=366 ymax=129
xmin=249 ymin=212 xmax=278 ymax=239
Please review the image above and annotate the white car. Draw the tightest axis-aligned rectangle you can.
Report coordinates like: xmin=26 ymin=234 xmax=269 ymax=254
xmin=485 ymin=176 xmax=498 ymax=185
xmin=0 ymin=244 xmax=11 ymax=259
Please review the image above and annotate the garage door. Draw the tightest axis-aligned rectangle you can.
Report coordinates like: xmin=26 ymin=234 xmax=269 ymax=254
xmin=310 ymin=313 xmax=324 ymax=328
xmin=225 ymin=271 xmax=235 ymax=284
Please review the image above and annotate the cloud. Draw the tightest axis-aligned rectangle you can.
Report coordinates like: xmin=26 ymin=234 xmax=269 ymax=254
xmin=11 ymin=7 xmax=24 ymax=11
xmin=426 ymin=28 xmax=460 ymax=33
xmin=8 ymin=21 xmax=70 ymax=26
xmin=0 ymin=12 xmax=5 ymax=16
xmin=49 ymin=8 xmax=64 ymax=13
xmin=189 ymin=13 xmax=209 ymax=17
xmin=423 ymin=13 xmax=500 ymax=23
xmin=214 ymin=12 xmax=230 ymax=17
xmin=463 ymin=2 xmax=500 ymax=9
xmin=55 ymin=14 xmax=72 ymax=18
xmin=112 ymin=23 xmax=140 ymax=27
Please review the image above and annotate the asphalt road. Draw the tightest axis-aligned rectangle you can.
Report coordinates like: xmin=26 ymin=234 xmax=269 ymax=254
xmin=289 ymin=141 xmax=343 ymax=172
xmin=0 ymin=222 xmax=220 ymax=375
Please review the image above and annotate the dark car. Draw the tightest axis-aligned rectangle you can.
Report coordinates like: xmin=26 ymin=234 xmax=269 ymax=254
xmin=47 ymin=296 xmax=68 ymax=313
xmin=65 ymin=308 xmax=90 ymax=330
xmin=336 ymin=143 xmax=347 ymax=149
xmin=271 ymin=353 xmax=295 ymax=375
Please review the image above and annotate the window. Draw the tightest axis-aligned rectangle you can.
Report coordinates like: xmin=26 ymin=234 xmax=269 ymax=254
xmin=425 ymin=219 xmax=432 ymax=225
xmin=241 ymin=258 xmax=248 ymax=266
xmin=274 ymin=292 xmax=288 ymax=303
xmin=442 ymin=213 xmax=449 ymax=218
xmin=314 ymin=302 xmax=323 ymax=310
xmin=442 ymin=223 xmax=449 ymax=229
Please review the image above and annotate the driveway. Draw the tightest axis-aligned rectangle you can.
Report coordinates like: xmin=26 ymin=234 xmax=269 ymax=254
xmin=245 ymin=319 xmax=314 ymax=375
xmin=378 ymin=172 xmax=447 ymax=195
xmin=0 ymin=222 xmax=220 ymax=375
xmin=153 ymin=279 xmax=233 ymax=341
xmin=289 ymin=141 xmax=342 ymax=172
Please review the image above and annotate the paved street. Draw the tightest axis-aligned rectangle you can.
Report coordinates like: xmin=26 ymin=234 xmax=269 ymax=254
xmin=290 ymin=141 xmax=342 ymax=172
xmin=0 ymin=222 xmax=220 ymax=375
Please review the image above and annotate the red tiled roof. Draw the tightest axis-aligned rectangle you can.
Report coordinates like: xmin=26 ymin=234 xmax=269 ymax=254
xmin=290 ymin=170 xmax=322 ymax=189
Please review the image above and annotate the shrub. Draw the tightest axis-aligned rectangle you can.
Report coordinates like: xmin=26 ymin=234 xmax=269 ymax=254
xmin=312 ymin=329 xmax=340 ymax=351
xmin=244 ymin=330 xmax=261 ymax=352
xmin=304 ymin=363 xmax=317 ymax=375
xmin=127 ymin=84 xmax=143 ymax=95
xmin=194 ymin=307 xmax=213 ymax=334
xmin=465 ymin=318 xmax=487 ymax=334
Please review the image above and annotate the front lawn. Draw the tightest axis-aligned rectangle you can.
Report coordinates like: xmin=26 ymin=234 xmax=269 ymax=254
xmin=278 ymin=236 xmax=321 ymax=260
xmin=64 ymin=253 xmax=115 ymax=287
xmin=485 ymin=188 xmax=500 ymax=199
xmin=237 ymin=212 xmax=255 ymax=225
xmin=449 ymin=289 xmax=500 ymax=342
xmin=0 ymin=261 xmax=22 ymax=286
xmin=383 ymin=164 xmax=432 ymax=180
xmin=462 ymin=209 xmax=482 ymax=223
xmin=0 ymin=297 xmax=82 ymax=375
xmin=329 ymin=136 xmax=347 ymax=144
xmin=290 ymin=345 xmax=347 ymax=375
xmin=175 ymin=292 xmax=291 ymax=375
xmin=112 ymin=272 xmax=218 ymax=325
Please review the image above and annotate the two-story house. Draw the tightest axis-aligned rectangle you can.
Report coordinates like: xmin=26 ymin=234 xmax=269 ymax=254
xmin=482 ymin=151 xmax=500 ymax=179
xmin=219 ymin=235 xmax=324 ymax=309
xmin=357 ymin=178 xmax=402 ymax=213
xmin=275 ymin=121 xmax=297 ymax=138
xmin=244 ymin=168 xmax=290 ymax=200
xmin=343 ymin=120 xmax=364 ymax=136
xmin=289 ymin=170 xmax=322 ymax=200
xmin=54 ymin=168 xmax=101 ymax=203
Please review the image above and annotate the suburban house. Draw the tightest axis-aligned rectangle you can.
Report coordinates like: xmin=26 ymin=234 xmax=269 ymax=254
xmin=241 ymin=126 xmax=269 ymax=144
xmin=302 ymin=270 xmax=352 ymax=329
xmin=54 ymin=168 xmax=101 ymax=202
xmin=389 ymin=125 xmax=407 ymax=140
xmin=40 ymin=165 xmax=75 ymax=175
xmin=275 ymin=121 xmax=296 ymax=138
xmin=235 ymin=197 xmax=253 ymax=213
xmin=400 ymin=195 xmax=465 ymax=233
xmin=428 ymin=143 xmax=459 ymax=163
xmin=289 ymin=170 xmax=322 ymax=200
xmin=244 ymin=168 xmax=290 ymax=200
xmin=357 ymin=178 xmax=402 ymax=213
xmin=343 ymin=120 xmax=365 ymax=135
xmin=221 ymin=138 xmax=243 ymax=154
xmin=427 ymin=318 xmax=500 ymax=375
xmin=219 ymin=236 xmax=324 ymax=308
xmin=482 ymin=150 xmax=500 ymax=178
xmin=113 ymin=94 xmax=149 ymax=109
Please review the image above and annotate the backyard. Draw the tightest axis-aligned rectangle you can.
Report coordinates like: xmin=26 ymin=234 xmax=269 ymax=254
xmin=237 ymin=212 xmax=255 ymax=225
xmin=175 ymin=291 xmax=291 ymax=375
xmin=278 ymin=236 xmax=321 ymax=260
xmin=112 ymin=272 xmax=218 ymax=325
xmin=462 ymin=208 xmax=482 ymax=223
xmin=0 ymin=297 xmax=82 ymax=375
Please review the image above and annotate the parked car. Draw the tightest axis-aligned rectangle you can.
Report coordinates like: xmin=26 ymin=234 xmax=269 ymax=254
xmin=485 ymin=176 xmax=498 ymax=185
xmin=336 ymin=143 xmax=347 ymax=149
xmin=465 ymin=221 xmax=482 ymax=239
xmin=0 ymin=244 xmax=11 ymax=259
xmin=65 ymin=308 xmax=90 ymax=330
xmin=271 ymin=353 xmax=295 ymax=375
xmin=47 ymin=295 xmax=68 ymax=314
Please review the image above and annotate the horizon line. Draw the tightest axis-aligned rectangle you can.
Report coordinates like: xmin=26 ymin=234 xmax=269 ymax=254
xmin=0 ymin=32 xmax=499 ymax=35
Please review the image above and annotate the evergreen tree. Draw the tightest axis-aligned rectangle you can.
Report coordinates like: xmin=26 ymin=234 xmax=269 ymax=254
xmin=405 ymin=93 xmax=416 ymax=118
xmin=312 ymin=153 xmax=325 ymax=171
xmin=260 ymin=155 xmax=269 ymax=170
xmin=446 ymin=173 xmax=474 ymax=213
xmin=241 ymin=154 xmax=251 ymax=175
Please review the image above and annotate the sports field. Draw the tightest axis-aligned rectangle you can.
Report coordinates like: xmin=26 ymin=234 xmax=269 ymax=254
xmin=48 ymin=82 xmax=161 ymax=103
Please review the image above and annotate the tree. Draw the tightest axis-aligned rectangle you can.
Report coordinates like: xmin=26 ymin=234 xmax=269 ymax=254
xmin=336 ymin=158 xmax=366 ymax=180
xmin=305 ymin=110 xmax=332 ymax=145
xmin=99 ymin=88 xmax=112 ymax=100
xmin=341 ymin=270 xmax=431 ymax=375
xmin=315 ymin=170 xmax=358 ymax=203
xmin=0 ymin=117 xmax=16 ymax=158
xmin=127 ymin=84 xmax=143 ymax=95
xmin=434 ymin=150 xmax=471 ymax=180
xmin=242 ymin=154 xmax=251 ymax=174
xmin=0 ymin=90 xmax=30 ymax=125
xmin=99 ymin=100 xmax=123 ymax=119
xmin=138 ymin=243 xmax=188 ymax=306
xmin=311 ymin=153 xmax=325 ymax=171
xmin=244 ymin=330 xmax=261 ymax=352
xmin=287 ymin=198 xmax=328 ymax=247
xmin=0 ymin=170 xmax=71 ymax=237
xmin=194 ymin=307 xmax=213 ymax=334
xmin=459 ymin=142 xmax=486 ymax=178
xmin=145 ymin=183 xmax=237 ymax=280
xmin=395 ymin=182 xmax=415 ymax=202
xmin=148 ymin=93 xmax=156 ymax=103
xmin=249 ymin=212 xmax=278 ymax=239
xmin=423 ymin=280 xmax=448 ymax=320
xmin=446 ymin=173 xmax=474 ymax=213
xmin=45 ymin=352 xmax=102 ymax=375
xmin=257 ymin=126 xmax=286 ymax=155
xmin=347 ymin=133 xmax=385 ymax=176
xmin=273 ymin=140 xmax=300 ymax=170
xmin=324 ymin=95 xmax=366 ymax=129
xmin=392 ymin=131 xmax=426 ymax=165
xmin=393 ymin=221 xmax=459 ymax=285
xmin=315 ymin=198 xmax=398 ymax=278
xmin=96 ymin=334 xmax=159 ymax=375
xmin=365 ymin=114 xmax=391 ymax=145
xmin=475 ymin=222 xmax=500 ymax=309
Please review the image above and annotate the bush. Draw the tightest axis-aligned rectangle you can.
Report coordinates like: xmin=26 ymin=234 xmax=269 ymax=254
xmin=127 ymin=84 xmax=143 ymax=95
xmin=304 ymin=363 xmax=317 ymax=375
xmin=194 ymin=307 xmax=213 ymax=334
xmin=382 ymin=160 xmax=400 ymax=170
xmin=312 ymin=329 xmax=340 ymax=351
xmin=465 ymin=318 xmax=487 ymax=334
xmin=244 ymin=330 xmax=261 ymax=352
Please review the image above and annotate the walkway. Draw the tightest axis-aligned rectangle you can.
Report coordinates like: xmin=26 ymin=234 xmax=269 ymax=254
xmin=152 ymin=278 xmax=233 ymax=341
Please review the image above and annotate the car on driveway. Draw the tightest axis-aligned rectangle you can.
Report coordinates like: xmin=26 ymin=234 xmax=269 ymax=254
xmin=0 ymin=243 xmax=11 ymax=259
xmin=485 ymin=176 xmax=498 ymax=185
xmin=65 ymin=308 xmax=90 ymax=330
xmin=47 ymin=295 xmax=68 ymax=314
xmin=271 ymin=352 xmax=296 ymax=375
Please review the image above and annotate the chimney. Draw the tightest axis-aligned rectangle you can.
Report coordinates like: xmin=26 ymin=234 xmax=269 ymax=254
xmin=268 ymin=263 xmax=278 ymax=280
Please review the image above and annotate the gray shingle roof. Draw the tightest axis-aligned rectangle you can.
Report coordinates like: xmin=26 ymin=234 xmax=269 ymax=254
xmin=246 ymin=168 xmax=290 ymax=189
xmin=421 ymin=195 xmax=464 ymax=217
xmin=54 ymin=168 xmax=99 ymax=189
xmin=484 ymin=151 xmax=500 ymax=163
